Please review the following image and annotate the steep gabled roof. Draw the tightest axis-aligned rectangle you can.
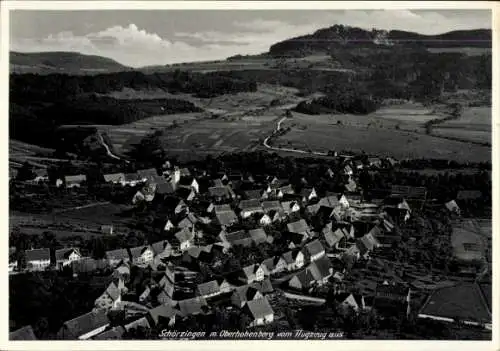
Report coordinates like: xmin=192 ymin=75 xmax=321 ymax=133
xmin=55 ymin=248 xmax=80 ymax=261
xmin=245 ymin=297 xmax=274 ymax=319
xmin=239 ymin=199 xmax=262 ymax=211
xmin=174 ymin=228 xmax=194 ymax=243
xmin=215 ymin=210 xmax=238 ymax=226
xmin=307 ymin=256 xmax=333 ymax=281
xmin=197 ymin=280 xmax=220 ymax=296
xmin=148 ymin=304 xmax=176 ymax=325
xmin=9 ymin=325 xmax=37 ymax=340
xmin=60 ymin=310 xmax=109 ymax=339
xmin=304 ymin=239 xmax=325 ymax=256
xmin=249 ymin=228 xmax=267 ymax=244
xmin=25 ymin=248 xmax=50 ymax=262
xmin=287 ymin=219 xmax=310 ymax=234
xmin=177 ymin=297 xmax=208 ymax=317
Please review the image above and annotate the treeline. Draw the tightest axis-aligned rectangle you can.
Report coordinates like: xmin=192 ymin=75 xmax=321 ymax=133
xmin=10 ymin=97 xmax=201 ymax=148
xmin=10 ymin=70 xmax=258 ymax=102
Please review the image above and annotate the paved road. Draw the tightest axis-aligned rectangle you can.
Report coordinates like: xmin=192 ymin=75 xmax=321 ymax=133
xmin=97 ymin=132 xmax=129 ymax=163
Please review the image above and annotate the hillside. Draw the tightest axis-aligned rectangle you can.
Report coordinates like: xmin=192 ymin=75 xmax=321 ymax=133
xmin=269 ymin=26 xmax=492 ymax=57
xmin=10 ymin=51 xmax=131 ymax=74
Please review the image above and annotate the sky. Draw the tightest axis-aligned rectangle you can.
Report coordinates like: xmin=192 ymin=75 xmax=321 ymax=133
xmin=10 ymin=9 xmax=491 ymax=67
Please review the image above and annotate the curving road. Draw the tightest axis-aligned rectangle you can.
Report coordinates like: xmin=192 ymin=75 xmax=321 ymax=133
xmin=97 ymin=132 xmax=130 ymax=163
xmin=263 ymin=115 xmax=328 ymax=156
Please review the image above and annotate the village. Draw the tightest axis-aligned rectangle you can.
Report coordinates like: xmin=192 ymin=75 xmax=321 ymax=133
xmin=8 ymin=150 xmax=492 ymax=340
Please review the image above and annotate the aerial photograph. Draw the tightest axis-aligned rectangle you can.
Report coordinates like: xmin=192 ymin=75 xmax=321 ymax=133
xmin=7 ymin=7 xmax=492 ymax=341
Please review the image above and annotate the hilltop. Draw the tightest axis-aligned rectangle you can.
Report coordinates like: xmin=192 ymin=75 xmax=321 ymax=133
xmin=269 ymin=26 xmax=491 ymax=57
xmin=10 ymin=51 xmax=131 ymax=75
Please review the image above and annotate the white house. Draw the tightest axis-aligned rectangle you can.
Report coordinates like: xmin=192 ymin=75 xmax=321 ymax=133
xmin=129 ymin=246 xmax=154 ymax=266
xmin=55 ymin=248 xmax=82 ymax=269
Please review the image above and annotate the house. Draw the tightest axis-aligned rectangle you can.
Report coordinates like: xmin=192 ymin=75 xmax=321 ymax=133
xmin=339 ymin=194 xmax=350 ymax=208
xmin=239 ymin=199 xmax=263 ymax=218
xmin=300 ymin=187 xmax=317 ymax=203
xmin=307 ymin=256 xmax=334 ymax=285
xmin=240 ymin=264 xmax=266 ymax=284
xmin=276 ymin=184 xmax=295 ymax=198
xmin=445 ymin=200 xmax=461 ymax=215
xmin=176 ymin=187 xmax=196 ymax=202
xmin=25 ymin=248 xmax=51 ymax=271
xmin=287 ymin=219 xmax=311 ymax=237
xmin=177 ymin=213 xmax=199 ymax=229
xmin=196 ymin=280 xmax=222 ymax=298
xmin=457 ymin=190 xmax=483 ymax=201
xmin=261 ymin=256 xmax=285 ymax=275
xmin=101 ymin=225 xmax=114 ymax=235
xmin=123 ymin=173 xmax=142 ymax=187
xmin=151 ymin=240 xmax=173 ymax=259
xmin=373 ymin=284 xmax=411 ymax=318
xmin=417 ymin=282 xmax=491 ymax=330
xmin=156 ymin=182 xmax=176 ymax=197
xmin=281 ymin=200 xmax=301 ymax=215
xmin=353 ymin=160 xmax=364 ymax=170
xmin=243 ymin=297 xmax=274 ymax=327
xmin=55 ymin=248 xmax=82 ymax=269
xmin=280 ymin=250 xmax=305 ymax=271
xmin=208 ymin=186 xmax=233 ymax=201
xmin=128 ymin=245 xmax=154 ymax=266
xmin=323 ymin=225 xmax=347 ymax=249
xmin=344 ymin=178 xmax=357 ymax=192
xmin=30 ymin=169 xmax=49 ymax=183
xmin=137 ymin=168 xmax=158 ymax=183
xmin=57 ymin=309 xmax=110 ymax=340
xmin=288 ymin=269 xmax=315 ymax=291
xmin=147 ymin=304 xmax=177 ymax=328
xmin=10 ymin=325 xmax=37 ymax=340
xmin=178 ymin=176 xmax=199 ymax=193
xmin=384 ymin=196 xmax=411 ymax=222
xmin=343 ymin=165 xmax=353 ymax=176
xmin=65 ymin=174 xmax=87 ymax=188
xmin=258 ymin=213 xmax=272 ymax=226
xmin=167 ymin=198 xmax=189 ymax=215
xmin=158 ymin=281 xmax=175 ymax=305
xmin=318 ymin=195 xmax=340 ymax=208
xmin=105 ymin=248 xmax=130 ymax=267
xmin=124 ymin=316 xmax=151 ymax=332
xmin=335 ymin=293 xmax=366 ymax=312
xmin=215 ymin=209 xmax=238 ymax=228
xmin=262 ymin=200 xmax=282 ymax=214
xmin=356 ymin=231 xmax=380 ymax=259
xmin=94 ymin=279 xmax=124 ymax=311
xmin=367 ymin=157 xmax=382 ymax=168
xmin=103 ymin=173 xmax=126 ymax=185
xmin=173 ymin=227 xmax=195 ymax=251
xmin=244 ymin=190 xmax=268 ymax=200
xmin=93 ymin=326 xmax=125 ymax=340
xmin=303 ymin=239 xmax=326 ymax=262
xmin=385 ymin=157 xmax=398 ymax=167
xmin=306 ymin=203 xmax=322 ymax=216
xmin=177 ymin=297 xmax=209 ymax=317
xmin=249 ymin=228 xmax=267 ymax=245
xmin=231 ymin=285 xmax=263 ymax=308
xmin=220 ymin=230 xmax=253 ymax=248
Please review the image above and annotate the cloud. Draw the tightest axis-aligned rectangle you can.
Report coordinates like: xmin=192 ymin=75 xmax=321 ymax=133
xmin=10 ymin=10 xmax=491 ymax=67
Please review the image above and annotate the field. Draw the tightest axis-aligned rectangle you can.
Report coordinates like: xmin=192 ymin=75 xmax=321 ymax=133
xmin=10 ymin=203 xmax=134 ymax=239
xmin=273 ymin=119 xmax=491 ymax=162
xmin=432 ymin=107 xmax=491 ymax=144
xmin=427 ymin=47 xmax=492 ymax=56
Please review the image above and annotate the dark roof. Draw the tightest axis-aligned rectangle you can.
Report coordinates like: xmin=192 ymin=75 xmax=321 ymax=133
xmin=304 ymin=239 xmax=325 ymax=256
xmin=105 ymin=248 xmax=129 ymax=261
xmin=244 ymin=189 xmax=264 ymax=199
xmin=148 ymin=304 xmax=176 ymax=325
xmin=262 ymin=200 xmax=281 ymax=211
xmin=174 ymin=228 xmax=194 ymax=243
xmin=176 ymin=187 xmax=194 ymax=200
xmin=457 ymin=190 xmax=483 ymax=200
xmin=287 ymin=219 xmax=310 ymax=234
xmin=209 ymin=186 xmax=230 ymax=198
xmin=128 ymin=245 xmax=152 ymax=258
xmin=419 ymin=282 xmax=491 ymax=324
xmin=151 ymin=240 xmax=169 ymax=255
xmin=245 ymin=297 xmax=274 ymax=319
xmin=249 ymin=228 xmax=267 ymax=244
xmin=281 ymin=250 xmax=302 ymax=264
xmin=60 ymin=310 xmax=109 ymax=339
xmin=224 ymin=230 xmax=253 ymax=246
xmin=25 ymin=248 xmax=50 ymax=261
xmin=137 ymin=168 xmax=158 ymax=179
xmin=307 ymin=256 xmax=333 ymax=281
xmin=290 ymin=269 xmax=315 ymax=288
xmin=197 ymin=280 xmax=220 ymax=296
xmin=177 ymin=297 xmax=208 ymax=316
xmin=10 ymin=325 xmax=37 ymax=340
xmin=239 ymin=199 xmax=262 ymax=211
xmin=156 ymin=182 xmax=175 ymax=195
xmin=216 ymin=210 xmax=238 ymax=226
xmin=178 ymin=176 xmax=196 ymax=186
